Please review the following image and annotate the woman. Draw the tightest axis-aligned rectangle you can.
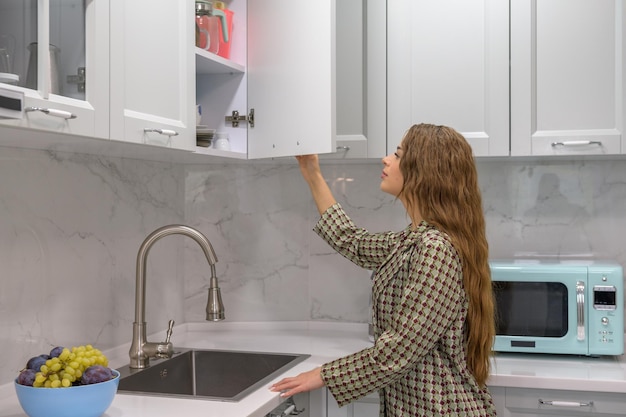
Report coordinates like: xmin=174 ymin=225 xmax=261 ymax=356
xmin=270 ymin=124 xmax=497 ymax=416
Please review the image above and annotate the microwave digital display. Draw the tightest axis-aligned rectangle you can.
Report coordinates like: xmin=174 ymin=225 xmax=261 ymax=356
xmin=493 ymin=281 xmax=568 ymax=337
xmin=594 ymin=286 xmax=617 ymax=310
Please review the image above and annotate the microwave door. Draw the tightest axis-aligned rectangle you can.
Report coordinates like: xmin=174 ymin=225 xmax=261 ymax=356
xmin=492 ymin=268 xmax=589 ymax=355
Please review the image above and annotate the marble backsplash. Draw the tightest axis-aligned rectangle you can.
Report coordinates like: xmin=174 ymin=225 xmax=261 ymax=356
xmin=1 ymin=145 xmax=625 ymax=383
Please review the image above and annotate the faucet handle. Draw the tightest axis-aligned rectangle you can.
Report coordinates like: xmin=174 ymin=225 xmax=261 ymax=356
xmin=165 ymin=319 xmax=175 ymax=344
xmin=152 ymin=320 xmax=175 ymax=359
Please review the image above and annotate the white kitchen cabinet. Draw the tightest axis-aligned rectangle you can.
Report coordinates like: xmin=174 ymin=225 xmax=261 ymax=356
xmin=195 ymin=0 xmax=337 ymax=160
xmin=490 ymin=386 xmax=507 ymax=416
xmin=327 ymin=390 xmax=379 ymax=417
xmin=0 ymin=0 xmax=109 ymax=139
xmin=495 ymin=387 xmax=626 ymax=417
xmin=511 ymin=0 xmax=626 ymax=157
xmin=321 ymin=0 xmax=386 ymax=160
xmin=109 ymin=0 xmax=195 ymax=151
xmin=387 ymin=0 xmax=510 ymax=157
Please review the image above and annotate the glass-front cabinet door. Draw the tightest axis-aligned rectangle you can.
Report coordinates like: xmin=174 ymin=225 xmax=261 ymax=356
xmin=0 ymin=0 xmax=108 ymax=139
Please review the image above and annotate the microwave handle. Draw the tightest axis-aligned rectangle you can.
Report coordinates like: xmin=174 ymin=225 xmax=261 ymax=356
xmin=576 ymin=281 xmax=585 ymax=341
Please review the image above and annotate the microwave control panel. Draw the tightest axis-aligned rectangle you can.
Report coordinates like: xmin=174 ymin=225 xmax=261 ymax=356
xmin=588 ymin=265 xmax=624 ymax=355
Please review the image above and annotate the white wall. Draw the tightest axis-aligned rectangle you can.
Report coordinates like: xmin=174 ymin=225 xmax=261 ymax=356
xmin=182 ymin=159 xmax=626 ymax=322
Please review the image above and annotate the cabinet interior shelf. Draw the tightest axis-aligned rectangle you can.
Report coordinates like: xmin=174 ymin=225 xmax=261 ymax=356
xmin=195 ymin=48 xmax=245 ymax=75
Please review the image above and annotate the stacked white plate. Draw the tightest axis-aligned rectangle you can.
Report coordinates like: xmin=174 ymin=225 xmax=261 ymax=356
xmin=196 ymin=126 xmax=215 ymax=147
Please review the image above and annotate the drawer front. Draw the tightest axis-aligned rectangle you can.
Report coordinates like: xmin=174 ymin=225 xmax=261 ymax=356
xmin=506 ymin=388 xmax=626 ymax=415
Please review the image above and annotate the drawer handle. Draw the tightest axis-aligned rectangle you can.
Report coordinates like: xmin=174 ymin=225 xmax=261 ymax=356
xmin=538 ymin=399 xmax=593 ymax=408
xmin=25 ymin=106 xmax=77 ymax=119
xmin=143 ymin=128 xmax=179 ymax=137
xmin=551 ymin=140 xmax=602 ymax=147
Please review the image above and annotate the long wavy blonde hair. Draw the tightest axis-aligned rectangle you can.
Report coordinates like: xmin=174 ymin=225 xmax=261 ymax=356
xmin=398 ymin=124 xmax=494 ymax=386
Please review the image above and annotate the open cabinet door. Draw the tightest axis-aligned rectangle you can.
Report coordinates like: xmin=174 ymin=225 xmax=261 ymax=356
xmin=246 ymin=0 xmax=336 ymax=159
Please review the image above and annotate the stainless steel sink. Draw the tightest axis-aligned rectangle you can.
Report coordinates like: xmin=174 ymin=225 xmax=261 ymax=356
xmin=116 ymin=348 xmax=310 ymax=402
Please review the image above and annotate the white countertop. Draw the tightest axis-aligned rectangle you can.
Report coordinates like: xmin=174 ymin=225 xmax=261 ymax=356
xmin=1 ymin=321 xmax=625 ymax=417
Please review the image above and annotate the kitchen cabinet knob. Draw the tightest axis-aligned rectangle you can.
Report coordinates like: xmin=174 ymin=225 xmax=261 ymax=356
xmin=25 ymin=106 xmax=77 ymax=119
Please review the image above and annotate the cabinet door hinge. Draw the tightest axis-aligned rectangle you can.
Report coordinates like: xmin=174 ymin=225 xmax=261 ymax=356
xmin=67 ymin=67 xmax=86 ymax=93
xmin=226 ymin=108 xmax=254 ymax=127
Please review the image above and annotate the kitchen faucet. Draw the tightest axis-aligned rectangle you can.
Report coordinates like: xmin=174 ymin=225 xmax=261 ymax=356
xmin=129 ymin=225 xmax=225 ymax=368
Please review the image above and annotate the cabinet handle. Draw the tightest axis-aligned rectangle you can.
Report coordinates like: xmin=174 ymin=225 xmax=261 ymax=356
xmin=551 ymin=140 xmax=602 ymax=147
xmin=25 ymin=106 xmax=77 ymax=119
xmin=143 ymin=128 xmax=179 ymax=137
xmin=336 ymin=146 xmax=350 ymax=151
xmin=538 ymin=399 xmax=593 ymax=407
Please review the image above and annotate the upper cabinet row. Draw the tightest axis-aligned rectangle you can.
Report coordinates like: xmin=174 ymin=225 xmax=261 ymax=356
xmin=0 ymin=0 xmax=337 ymax=159
xmin=0 ymin=0 xmax=623 ymax=159
xmin=388 ymin=0 xmax=626 ymax=158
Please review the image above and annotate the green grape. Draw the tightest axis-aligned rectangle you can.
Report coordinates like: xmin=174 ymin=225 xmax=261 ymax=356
xmin=26 ymin=344 xmax=110 ymax=388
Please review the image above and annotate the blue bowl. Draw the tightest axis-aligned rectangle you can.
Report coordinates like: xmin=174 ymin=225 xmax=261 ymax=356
xmin=14 ymin=369 xmax=119 ymax=417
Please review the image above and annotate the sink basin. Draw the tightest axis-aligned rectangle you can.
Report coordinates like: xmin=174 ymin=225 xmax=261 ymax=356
xmin=116 ymin=348 xmax=310 ymax=402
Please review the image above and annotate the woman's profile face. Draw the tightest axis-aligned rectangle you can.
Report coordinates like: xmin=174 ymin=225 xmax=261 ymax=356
xmin=380 ymin=145 xmax=404 ymax=197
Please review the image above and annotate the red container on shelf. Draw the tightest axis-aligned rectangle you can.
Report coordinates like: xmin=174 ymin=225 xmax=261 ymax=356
xmin=195 ymin=0 xmax=229 ymax=55
xmin=213 ymin=1 xmax=233 ymax=59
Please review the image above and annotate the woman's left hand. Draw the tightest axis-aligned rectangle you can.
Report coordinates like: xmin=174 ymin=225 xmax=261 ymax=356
xmin=269 ymin=367 xmax=324 ymax=397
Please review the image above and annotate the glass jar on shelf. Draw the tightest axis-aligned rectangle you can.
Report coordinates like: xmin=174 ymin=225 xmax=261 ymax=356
xmin=195 ymin=0 xmax=229 ymax=55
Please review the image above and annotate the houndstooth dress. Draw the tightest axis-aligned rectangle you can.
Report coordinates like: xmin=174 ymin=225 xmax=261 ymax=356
xmin=314 ymin=204 xmax=497 ymax=417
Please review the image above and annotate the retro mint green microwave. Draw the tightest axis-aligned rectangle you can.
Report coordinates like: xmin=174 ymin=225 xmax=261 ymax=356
xmin=490 ymin=260 xmax=624 ymax=356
